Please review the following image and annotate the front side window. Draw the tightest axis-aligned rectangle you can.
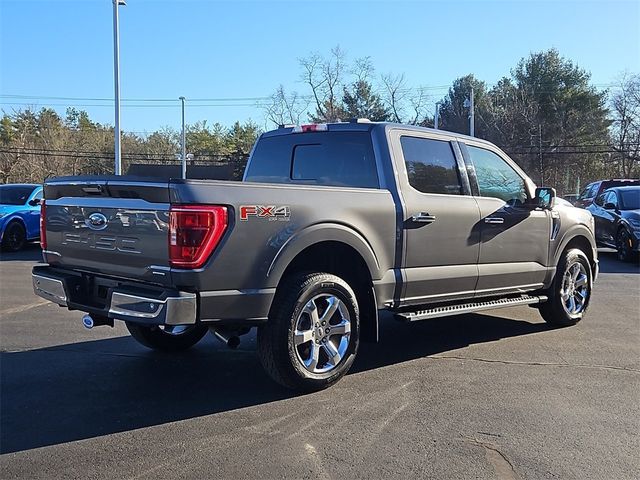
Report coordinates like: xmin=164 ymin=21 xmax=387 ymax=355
xmin=0 ymin=185 xmax=36 ymax=205
xmin=604 ymin=191 xmax=618 ymax=208
xmin=620 ymin=189 xmax=640 ymax=210
xmin=594 ymin=193 xmax=606 ymax=207
xmin=467 ymin=145 xmax=527 ymax=204
xmin=400 ymin=136 xmax=462 ymax=195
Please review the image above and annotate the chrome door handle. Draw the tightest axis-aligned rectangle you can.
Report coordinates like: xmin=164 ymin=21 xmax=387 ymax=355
xmin=484 ymin=217 xmax=505 ymax=224
xmin=411 ymin=212 xmax=437 ymax=223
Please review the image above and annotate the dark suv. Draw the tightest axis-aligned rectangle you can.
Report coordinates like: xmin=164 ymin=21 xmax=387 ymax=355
xmin=587 ymin=186 xmax=640 ymax=262
xmin=576 ymin=179 xmax=640 ymax=208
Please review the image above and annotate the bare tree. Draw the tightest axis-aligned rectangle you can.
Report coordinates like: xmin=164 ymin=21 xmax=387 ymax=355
xmin=263 ymin=85 xmax=309 ymax=127
xmin=300 ymin=46 xmax=347 ymax=122
xmin=407 ymin=86 xmax=430 ymax=125
xmin=610 ymin=73 xmax=640 ymax=178
xmin=381 ymin=73 xmax=409 ymax=123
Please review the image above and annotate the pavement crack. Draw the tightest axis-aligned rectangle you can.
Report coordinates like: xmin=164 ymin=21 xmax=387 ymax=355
xmin=464 ymin=437 xmax=519 ymax=480
xmin=428 ymin=354 xmax=639 ymax=373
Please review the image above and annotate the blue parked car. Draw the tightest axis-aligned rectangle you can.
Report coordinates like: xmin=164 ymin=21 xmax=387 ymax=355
xmin=0 ymin=184 xmax=43 ymax=251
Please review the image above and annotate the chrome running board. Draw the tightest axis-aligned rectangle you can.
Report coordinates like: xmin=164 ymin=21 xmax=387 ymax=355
xmin=395 ymin=295 xmax=548 ymax=322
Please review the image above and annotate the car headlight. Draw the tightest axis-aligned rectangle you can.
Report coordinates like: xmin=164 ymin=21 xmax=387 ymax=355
xmin=628 ymin=219 xmax=640 ymax=230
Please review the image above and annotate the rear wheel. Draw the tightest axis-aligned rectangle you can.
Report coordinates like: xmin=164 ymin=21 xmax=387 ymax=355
xmin=126 ymin=323 xmax=208 ymax=352
xmin=2 ymin=221 xmax=26 ymax=252
xmin=539 ymin=248 xmax=592 ymax=327
xmin=616 ymin=228 xmax=635 ymax=263
xmin=258 ymin=272 xmax=359 ymax=392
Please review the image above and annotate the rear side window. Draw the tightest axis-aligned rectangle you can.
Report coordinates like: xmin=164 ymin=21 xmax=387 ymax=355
xmin=245 ymin=131 xmax=379 ymax=188
xmin=400 ymin=136 xmax=462 ymax=195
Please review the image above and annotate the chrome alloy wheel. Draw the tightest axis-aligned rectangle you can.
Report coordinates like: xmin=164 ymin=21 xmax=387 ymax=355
xmin=293 ymin=294 xmax=351 ymax=374
xmin=561 ymin=262 xmax=589 ymax=315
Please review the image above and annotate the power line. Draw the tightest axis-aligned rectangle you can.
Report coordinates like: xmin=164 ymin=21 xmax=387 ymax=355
xmin=0 ymin=102 xmax=270 ymax=108
xmin=0 ymin=82 xmax=619 ymax=105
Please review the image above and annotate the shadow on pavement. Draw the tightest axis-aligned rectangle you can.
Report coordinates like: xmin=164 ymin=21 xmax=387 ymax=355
xmin=1 ymin=312 xmax=548 ymax=454
xmin=598 ymin=249 xmax=640 ymax=274
xmin=0 ymin=243 xmax=42 ymax=262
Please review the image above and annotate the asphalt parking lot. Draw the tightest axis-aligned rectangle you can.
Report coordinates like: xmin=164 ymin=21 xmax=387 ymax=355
xmin=0 ymin=244 xmax=638 ymax=479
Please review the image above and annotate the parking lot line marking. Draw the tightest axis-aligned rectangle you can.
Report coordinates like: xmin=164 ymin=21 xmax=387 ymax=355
xmin=0 ymin=300 xmax=49 ymax=317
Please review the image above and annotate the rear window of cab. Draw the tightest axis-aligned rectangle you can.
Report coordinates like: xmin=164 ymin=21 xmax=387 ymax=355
xmin=245 ymin=131 xmax=379 ymax=188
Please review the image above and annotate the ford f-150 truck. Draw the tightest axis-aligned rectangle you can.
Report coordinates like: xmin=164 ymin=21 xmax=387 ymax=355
xmin=32 ymin=121 xmax=599 ymax=391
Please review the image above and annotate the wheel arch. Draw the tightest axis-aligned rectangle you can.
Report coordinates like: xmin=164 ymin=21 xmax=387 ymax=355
xmin=269 ymin=231 xmax=380 ymax=343
xmin=554 ymin=228 xmax=597 ymax=276
xmin=1 ymin=216 xmax=27 ymax=242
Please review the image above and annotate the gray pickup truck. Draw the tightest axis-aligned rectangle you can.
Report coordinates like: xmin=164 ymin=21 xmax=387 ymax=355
xmin=32 ymin=121 xmax=598 ymax=391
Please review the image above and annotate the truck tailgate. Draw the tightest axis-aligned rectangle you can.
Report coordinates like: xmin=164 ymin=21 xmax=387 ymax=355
xmin=43 ymin=178 xmax=173 ymax=286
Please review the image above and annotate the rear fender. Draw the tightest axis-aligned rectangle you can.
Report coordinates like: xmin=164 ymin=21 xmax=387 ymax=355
xmin=266 ymin=223 xmax=381 ymax=285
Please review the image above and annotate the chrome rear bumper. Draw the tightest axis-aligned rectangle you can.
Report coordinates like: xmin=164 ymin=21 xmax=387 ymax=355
xmin=32 ymin=266 xmax=196 ymax=325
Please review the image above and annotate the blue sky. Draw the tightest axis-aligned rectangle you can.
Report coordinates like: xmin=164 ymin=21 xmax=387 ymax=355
xmin=1 ymin=0 xmax=639 ymax=133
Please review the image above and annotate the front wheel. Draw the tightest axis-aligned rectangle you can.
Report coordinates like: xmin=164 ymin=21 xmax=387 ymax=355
xmin=2 ymin=222 xmax=26 ymax=252
xmin=616 ymin=228 xmax=636 ymax=263
xmin=126 ymin=323 xmax=208 ymax=352
xmin=539 ymin=248 xmax=592 ymax=327
xmin=257 ymin=272 xmax=360 ymax=392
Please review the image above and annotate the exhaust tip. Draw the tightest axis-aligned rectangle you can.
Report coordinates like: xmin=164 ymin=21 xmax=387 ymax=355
xmin=82 ymin=315 xmax=94 ymax=329
xmin=227 ymin=336 xmax=240 ymax=349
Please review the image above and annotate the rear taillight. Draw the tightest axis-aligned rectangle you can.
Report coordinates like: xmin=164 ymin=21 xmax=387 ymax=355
xmin=40 ymin=200 xmax=47 ymax=250
xmin=169 ymin=205 xmax=228 ymax=268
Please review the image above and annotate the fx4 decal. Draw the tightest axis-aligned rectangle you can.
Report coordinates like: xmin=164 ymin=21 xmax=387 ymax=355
xmin=240 ymin=205 xmax=291 ymax=222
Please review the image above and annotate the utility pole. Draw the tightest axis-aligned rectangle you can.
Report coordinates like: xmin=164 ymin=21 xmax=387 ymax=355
xmin=469 ymin=87 xmax=475 ymax=137
xmin=434 ymin=101 xmax=442 ymax=129
xmin=463 ymin=88 xmax=475 ymax=137
xmin=112 ymin=0 xmax=126 ymax=175
xmin=539 ymin=123 xmax=543 ymax=186
xmin=179 ymin=96 xmax=186 ymax=179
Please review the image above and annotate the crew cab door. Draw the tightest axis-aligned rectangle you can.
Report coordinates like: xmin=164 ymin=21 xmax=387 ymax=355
xmin=460 ymin=142 xmax=551 ymax=294
xmin=389 ymin=130 xmax=481 ymax=306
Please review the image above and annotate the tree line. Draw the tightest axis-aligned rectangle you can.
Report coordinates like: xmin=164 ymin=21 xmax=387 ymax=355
xmin=1 ymin=48 xmax=638 ymax=194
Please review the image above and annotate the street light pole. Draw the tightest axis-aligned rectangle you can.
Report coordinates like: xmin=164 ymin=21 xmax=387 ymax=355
xmin=469 ymin=87 xmax=475 ymax=137
xmin=179 ymin=96 xmax=186 ymax=179
xmin=112 ymin=0 xmax=126 ymax=175
xmin=434 ymin=101 xmax=442 ymax=130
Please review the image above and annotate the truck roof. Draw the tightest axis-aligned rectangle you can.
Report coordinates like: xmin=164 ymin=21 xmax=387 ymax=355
xmin=261 ymin=121 xmax=497 ymax=148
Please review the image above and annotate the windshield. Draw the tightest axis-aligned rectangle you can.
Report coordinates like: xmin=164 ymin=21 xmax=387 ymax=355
xmin=620 ymin=189 xmax=640 ymax=210
xmin=0 ymin=185 xmax=36 ymax=206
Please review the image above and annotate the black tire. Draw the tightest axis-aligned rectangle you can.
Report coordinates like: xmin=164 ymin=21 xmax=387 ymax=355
xmin=126 ymin=323 xmax=208 ymax=352
xmin=2 ymin=221 xmax=26 ymax=252
xmin=257 ymin=272 xmax=360 ymax=392
xmin=616 ymin=228 xmax=636 ymax=263
xmin=539 ymin=248 xmax=592 ymax=327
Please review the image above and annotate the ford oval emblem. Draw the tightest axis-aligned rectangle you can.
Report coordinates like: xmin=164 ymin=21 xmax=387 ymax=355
xmin=86 ymin=212 xmax=108 ymax=231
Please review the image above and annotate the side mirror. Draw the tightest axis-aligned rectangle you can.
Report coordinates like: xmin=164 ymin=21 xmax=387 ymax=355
xmin=603 ymin=202 xmax=617 ymax=211
xmin=533 ymin=187 xmax=555 ymax=210
xmin=28 ymin=199 xmax=41 ymax=206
